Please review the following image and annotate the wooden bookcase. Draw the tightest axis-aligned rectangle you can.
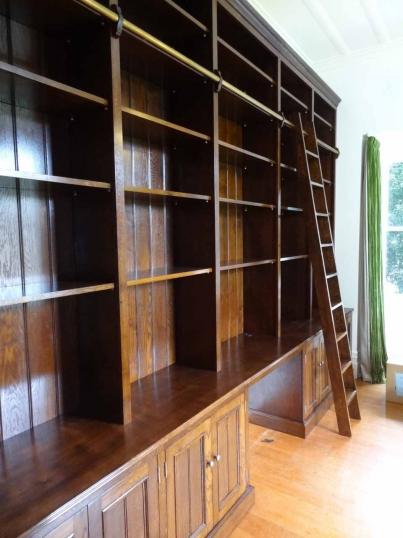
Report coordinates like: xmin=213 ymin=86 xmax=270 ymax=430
xmin=0 ymin=0 xmax=339 ymax=441
xmin=0 ymin=1 xmax=341 ymax=535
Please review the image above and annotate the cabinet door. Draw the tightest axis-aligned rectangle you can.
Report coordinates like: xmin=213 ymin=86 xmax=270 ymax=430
xmin=166 ymin=420 xmax=213 ymax=538
xmin=316 ymin=333 xmax=330 ymax=403
xmin=303 ymin=339 xmax=317 ymax=418
xmin=89 ymin=456 xmax=160 ymax=538
xmin=43 ymin=508 xmax=88 ymax=538
xmin=211 ymin=394 xmax=247 ymax=523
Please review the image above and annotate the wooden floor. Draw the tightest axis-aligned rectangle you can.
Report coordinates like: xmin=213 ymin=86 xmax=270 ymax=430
xmin=232 ymin=382 xmax=403 ymax=537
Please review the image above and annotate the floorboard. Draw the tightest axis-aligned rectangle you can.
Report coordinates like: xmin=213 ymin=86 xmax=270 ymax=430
xmin=233 ymin=382 xmax=403 ymax=537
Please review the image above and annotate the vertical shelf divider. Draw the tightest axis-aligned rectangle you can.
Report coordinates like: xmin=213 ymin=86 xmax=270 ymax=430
xmin=108 ymin=0 xmax=132 ymax=423
xmin=212 ymin=0 xmax=222 ymax=370
xmin=276 ymin=59 xmax=282 ymax=338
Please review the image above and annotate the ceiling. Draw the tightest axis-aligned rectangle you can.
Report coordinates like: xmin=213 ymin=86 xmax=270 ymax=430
xmin=247 ymin=0 xmax=403 ymax=69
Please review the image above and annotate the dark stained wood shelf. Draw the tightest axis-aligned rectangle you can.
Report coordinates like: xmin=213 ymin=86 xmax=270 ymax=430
xmin=0 ymin=0 xmax=341 ymax=535
xmin=220 ymin=86 xmax=278 ymax=128
xmin=220 ymin=258 xmax=276 ymax=271
xmin=127 ymin=267 xmax=213 ymax=286
xmin=218 ymin=37 xmax=275 ymax=86
xmin=0 ymin=282 xmax=115 ymax=308
xmin=125 ymin=186 xmax=211 ymax=201
xmin=280 ymin=162 xmax=298 ymax=173
xmin=220 ymin=197 xmax=275 ymax=209
xmin=281 ymin=255 xmax=309 ymax=262
xmin=163 ymin=0 xmax=208 ymax=32
xmin=281 ymin=86 xmax=309 ymax=111
xmin=318 ymin=139 xmax=339 ymax=155
xmin=219 ymin=140 xmax=276 ymax=166
xmin=122 ymin=106 xmax=211 ymax=142
xmin=0 ymin=169 xmax=111 ymax=190
xmin=281 ymin=206 xmax=303 ymax=213
xmin=0 ymin=318 xmax=324 ymax=538
xmin=0 ymin=60 xmax=108 ymax=112
xmin=314 ymin=111 xmax=334 ymax=130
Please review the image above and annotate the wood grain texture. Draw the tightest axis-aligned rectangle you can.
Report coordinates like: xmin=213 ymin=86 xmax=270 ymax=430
xmin=0 ymin=6 xmax=124 ymax=440
xmin=166 ymin=420 xmax=213 ymax=538
xmin=0 ymin=317 xmax=329 ymax=537
xmin=122 ymin=69 xmax=174 ymax=380
xmin=231 ymin=383 xmax=402 ymax=538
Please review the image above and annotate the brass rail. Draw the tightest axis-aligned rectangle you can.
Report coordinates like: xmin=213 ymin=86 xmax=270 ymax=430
xmin=76 ymin=0 xmax=289 ymax=125
xmin=75 ymin=0 xmax=338 ymax=150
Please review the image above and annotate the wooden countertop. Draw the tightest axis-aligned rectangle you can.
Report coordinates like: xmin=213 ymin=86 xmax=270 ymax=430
xmin=0 ymin=318 xmax=327 ymax=537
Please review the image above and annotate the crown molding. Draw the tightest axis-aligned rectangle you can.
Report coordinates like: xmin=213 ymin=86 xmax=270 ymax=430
xmin=222 ymin=0 xmax=341 ymax=106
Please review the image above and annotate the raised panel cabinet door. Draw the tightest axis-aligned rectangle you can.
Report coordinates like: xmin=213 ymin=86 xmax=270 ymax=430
xmin=165 ymin=419 xmax=213 ymax=538
xmin=303 ymin=339 xmax=317 ymax=419
xmin=316 ymin=332 xmax=330 ymax=403
xmin=43 ymin=507 xmax=89 ymax=538
xmin=211 ymin=393 xmax=247 ymax=523
xmin=89 ymin=456 xmax=160 ymax=538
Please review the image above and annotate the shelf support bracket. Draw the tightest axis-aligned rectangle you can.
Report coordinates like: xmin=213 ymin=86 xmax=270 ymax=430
xmin=279 ymin=111 xmax=286 ymax=129
xmin=111 ymin=4 xmax=124 ymax=38
xmin=214 ymin=69 xmax=223 ymax=93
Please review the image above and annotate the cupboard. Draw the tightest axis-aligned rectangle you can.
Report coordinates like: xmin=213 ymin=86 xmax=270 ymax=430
xmin=250 ymin=309 xmax=353 ymax=438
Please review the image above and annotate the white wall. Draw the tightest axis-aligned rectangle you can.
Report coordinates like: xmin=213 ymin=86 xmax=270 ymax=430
xmin=314 ymin=42 xmax=403 ymax=355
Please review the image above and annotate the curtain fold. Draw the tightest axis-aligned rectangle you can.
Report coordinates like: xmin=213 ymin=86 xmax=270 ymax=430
xmin=358 ymin=136 xmax=388 ymax=383
xmin=358 ymin=137 xmax=371 ymax=381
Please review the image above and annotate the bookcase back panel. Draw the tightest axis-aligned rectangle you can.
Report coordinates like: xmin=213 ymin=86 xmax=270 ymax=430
xmin=0 ymin=303 xmax=58 ymax=440
xmin=219 ymin=130 xmax=244 ymax=342
xmin=127 ymin=283 xmax=175 ymax=382
xmin=220 ymin=270 xmax=244 ymax=342
xmin=0 ymin=0 xmax=339 ymax=445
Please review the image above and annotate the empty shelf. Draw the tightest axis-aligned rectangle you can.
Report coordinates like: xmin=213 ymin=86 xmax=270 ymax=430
xmin=125 ymin=186 xmax=211 ymax=201
xmin=0 ymin=60 xmax=108 ymax=112
xmin=122 ymin=107 xmax=210 ymax=142
xmin=280 ymin=163 xmax=297 ymax=173
xmin=317 ymin=139 xmax=339 ymax=155
xmin=281 ymin=255 xmax=309 ymax=262
xmin=282 ymin=206 xmax=303 ymax=213
xmin=281 ymin=87 xmax=309 ymax=111
xmin=0 ymin=169 xmax=111 ymax=189
xmin=218 ymin=37 xmax=275 ymax=86
xmin=220 ymin=258 xmax=276 ymax=271
xmin=219 ymin=140 xmax=275 ymax=166
xmin=220 ymin=197 xmax=275 ymax=209
xmin=0 ymin=282 xmax=115 ymax=308
xmin=314 ymin=111 xmax=334 ymax=130
xmin=127 ymin=267 xmax=212 ymax=286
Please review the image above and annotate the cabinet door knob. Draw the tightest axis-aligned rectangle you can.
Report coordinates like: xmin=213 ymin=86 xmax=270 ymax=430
xmin=214 ymin=454 xmax=221 ymax=463
xmin=207 ymin=460 xmax=215 ymax=468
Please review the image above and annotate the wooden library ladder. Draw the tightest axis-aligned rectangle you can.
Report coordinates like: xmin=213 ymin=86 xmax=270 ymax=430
xmin=295 ymin=112 xmax=361 ymax=437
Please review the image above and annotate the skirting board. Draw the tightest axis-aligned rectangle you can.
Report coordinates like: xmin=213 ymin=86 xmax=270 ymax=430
xmin=249 ymin=393 xmax=333 ymax=438
xmin=208 ymin=486 xmax=255 ymax=537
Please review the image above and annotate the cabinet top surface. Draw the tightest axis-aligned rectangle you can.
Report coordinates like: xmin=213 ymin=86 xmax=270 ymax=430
xmin=0 ymin=318 xmax=330 ymax=537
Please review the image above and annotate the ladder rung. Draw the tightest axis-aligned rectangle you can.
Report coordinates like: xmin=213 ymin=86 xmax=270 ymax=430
xmin=346 ymin=389 xmax=357 ymax=406
xmin=336 ymin=331 xmax=348 ymax=342
xmin=296 ymin=112 xmax=361 ymax=436
xmin=311 ymin=181 xmax=324 ymax=188
xmin=341 ymin=360 xmax=352 ymax=374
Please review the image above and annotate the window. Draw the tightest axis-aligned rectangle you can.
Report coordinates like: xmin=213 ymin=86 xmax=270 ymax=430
xmin=380 ymin=133 xmax=403 ymax=361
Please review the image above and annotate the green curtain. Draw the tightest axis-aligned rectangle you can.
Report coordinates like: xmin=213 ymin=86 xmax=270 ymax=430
xmin=366 ymin=137 xmax=388 ymax=383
